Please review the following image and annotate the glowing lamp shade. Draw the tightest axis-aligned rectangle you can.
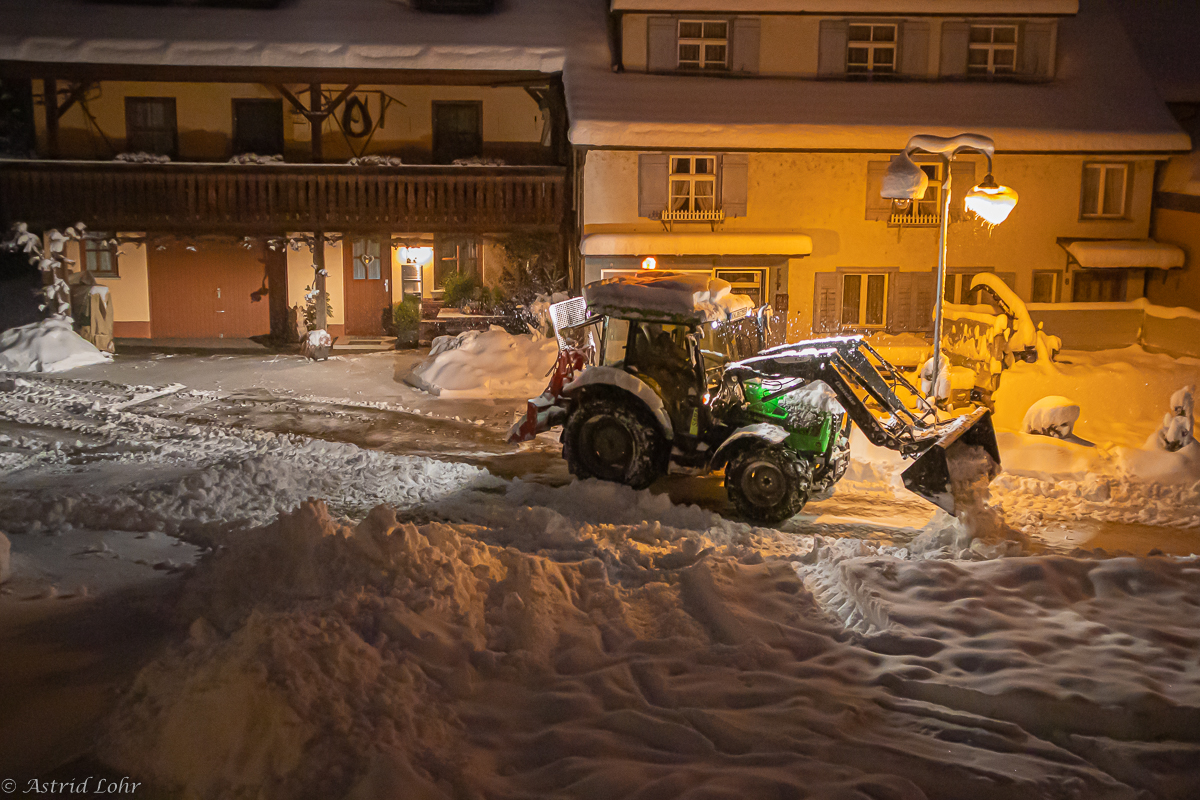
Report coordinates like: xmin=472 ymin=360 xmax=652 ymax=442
xmin=641 ymin=256 xmax=657 ymax=270
xmin=964 ymin=176 xmax=1018 ymax=225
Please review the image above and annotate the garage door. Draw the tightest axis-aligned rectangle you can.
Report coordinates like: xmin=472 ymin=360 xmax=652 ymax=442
xmin=148 ymin=242 xmax=271 ymax=338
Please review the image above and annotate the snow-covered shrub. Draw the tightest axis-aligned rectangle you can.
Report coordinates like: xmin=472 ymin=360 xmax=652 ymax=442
xmin=1154 ymin=385 xmax=1195 ymax=452
xmin=1022 ymin=396 xmax=1081 ymax=439
xmin=115 ymin=152 xmax=170 ymax=163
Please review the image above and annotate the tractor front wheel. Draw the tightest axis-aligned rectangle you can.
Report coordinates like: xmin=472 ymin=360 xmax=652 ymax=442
xmin=563 ymin=396 xmax=665 ymax=489
xmin=725 ymin=444 xmax=811 ymax=523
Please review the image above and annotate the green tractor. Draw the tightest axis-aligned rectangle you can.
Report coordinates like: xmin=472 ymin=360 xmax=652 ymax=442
xmin=509 ymin=272 xmax=999 ymax=523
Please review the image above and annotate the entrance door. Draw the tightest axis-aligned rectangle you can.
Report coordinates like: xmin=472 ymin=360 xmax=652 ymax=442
xmin=343 ymin=237 xmax=392 ymax=336
xmin=432 ymin=102 xmax=482 ymax=164
xmin=148 ymin=242 xmax=270 ymax=338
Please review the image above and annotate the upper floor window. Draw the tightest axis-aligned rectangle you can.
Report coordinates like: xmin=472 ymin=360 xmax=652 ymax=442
xmin=84 ymin=234 xmax=118 ymax=277
xmin=677 ymin=20 xmax=728 ymax=71
xmin=669 ymin=156 xmax=717 ymax=216
xmin=232 ymin=98 xmax=284 ymax=156
xmin=847 ymin=24 xmax=896 ymax=74
xmin=1081 ymin=162 xmax=1129 ymax=218
xmin=889 ymin=163 xmax=942 ymax=225
xmin=125 ymin=97 xmax=177 ymax=158
xmin=968 ymin=25 xmax=1018 ymax=74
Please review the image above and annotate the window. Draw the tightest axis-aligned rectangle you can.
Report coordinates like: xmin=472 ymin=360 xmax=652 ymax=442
xmin=351 ymin=239 xmax=382 ymax=281
xmin=602 ymin=317 xmax=630 ymax=367
xmin=434 ymin=236 xmax=479 ymax=288
xmin=432 ymin=102 xmax=482 ymax=164
xmin=841 ymin=272 xmax=888 ymax=327
xmin=889 ymin=163 xmax=942 ymax=225
xmin=1081 ymin=163 xmax=1128 ymax=218
xmin=232 ymin=98 xmax=284 ymax=156
xmin=968 ymin=25 xmax=1017 ymax=74
xmin=1031 ymin=270 xmax=1061 ymax=303
xmin=847 ymin=24 xmax=896 ymax=74
xmin=669 ymin=156 xmax=718 ymax=214
xmin=678 ymin=20 xmax=728 ymax=70
xmin=124 ymin=97 xmax=177 ymax=157
xmin=715 ymin=269 xmax=764 ymax=307
xmin=84 ymin=235 xmax=118 ymax=277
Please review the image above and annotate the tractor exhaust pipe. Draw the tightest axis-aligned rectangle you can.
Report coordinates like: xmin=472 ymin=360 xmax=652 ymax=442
xmin=900 ymin=408 xmax=1001 ymax=515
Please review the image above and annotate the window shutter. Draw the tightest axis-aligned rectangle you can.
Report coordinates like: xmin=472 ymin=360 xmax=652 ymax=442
xmin=948 ymin=159 xmax=976 ymax=221
xmin=818 ymin=20 xmax=849 ymax=77
xmin=638 ymin=153 xmax=670 ymax=218
xmin=813 ymin=272 xmax=840 ymax=333
xmin=1020 ymin=22 xmax=1055 ymax=78
xmin=939 ymin=22 xmax=970 ymax=77
xmin=912 ymin=271 xmax=937 ymax=332
xmin=888 ymin=272 xmax=913 ymax=332
xmin=865 ymin=161 xmax=892 ymax=221
xmin=731 ymin=17 xmax=761 ymax=73
xmin=721 ymin=153 xmax=749 ymax=217
xmin=647 ymin=16 xmax=677 ymax=72
xmin=900 ymin=21 xmax=930 ymax=76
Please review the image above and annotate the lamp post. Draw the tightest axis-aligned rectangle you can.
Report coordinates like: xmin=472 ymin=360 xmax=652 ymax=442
xmin=881 ymin=133 xmax=1018 ymax=405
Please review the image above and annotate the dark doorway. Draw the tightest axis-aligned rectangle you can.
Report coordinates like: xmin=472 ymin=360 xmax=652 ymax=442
xmin=0 ymin=247 xmax=40 ymax=333
xmin=232 ymin=98 xmax=284 ymax=156
xmin=124 ymin=97 xmax=178 ymax=157
xmin=432 ymin=101 xmax=482 ymax=164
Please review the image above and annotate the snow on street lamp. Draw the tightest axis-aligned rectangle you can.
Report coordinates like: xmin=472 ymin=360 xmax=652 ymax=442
xmin=882 ymin=133 xmax=1018 ymax=404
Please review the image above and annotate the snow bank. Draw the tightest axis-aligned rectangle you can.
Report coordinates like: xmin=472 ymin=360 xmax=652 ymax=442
xmin=406 ymin=326 xmax=559 ymax=399
xmin=1022 ymin=395 xmax=1081 ymax=438
xmin=0 ymin=318 xmax=112 ymax=373
xmin=584 ymin=272 xmax=754 ymax=323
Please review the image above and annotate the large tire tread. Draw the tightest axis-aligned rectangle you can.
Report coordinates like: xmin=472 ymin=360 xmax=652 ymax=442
xmin=563 ymin=395 xmax=665 ymax=490
xmin=725 ymin=444 xmax=811 ymax=523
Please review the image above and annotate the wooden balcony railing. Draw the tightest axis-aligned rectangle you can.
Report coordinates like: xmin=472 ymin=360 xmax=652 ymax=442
xmin=0 ymin=160 xmax=566 ymax=234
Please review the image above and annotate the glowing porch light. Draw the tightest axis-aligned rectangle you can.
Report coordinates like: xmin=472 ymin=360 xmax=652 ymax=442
xmin=641 ymin=256 xmax=657 ymax=270
xmin=397 ymin=246 xmax=434 ymax=265
xmin=964 ymin=175 xmax=1019 ymax=225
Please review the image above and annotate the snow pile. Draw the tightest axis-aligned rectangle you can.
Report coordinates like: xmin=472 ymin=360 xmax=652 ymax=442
xmin=451 ymin=156 xmax=505 ymax=166
xmin=301 ymin=329 xmax=331 ymax=361
xmin=1022 ymin=395 xmax=1081 ymax=438
xmin=584 ymin=272 xmax=753 ymax=324
xmin=347 ymin=155 xmax=403 ymax=166
xmin=115 ymin=152 xmax=170 ymax=163
xmin=971 ymin=272 xmax=1061 ymax=359
xmin=1153 ymin=384 xmax=1195 ymax=452
xmin=773 ymin=379 xmax=843 ymax=430
xmin=0 ymin=317 xmax=113 ymax=372
xmin=918 ymin=353 xmax=951 ymax=400
xmin=406 ymin=326 xmax=559 ymax=399
xmin=227 ymin=153 xmax=283 ymax=164
xmin=864 ymin=331 xmax=930 ymax=367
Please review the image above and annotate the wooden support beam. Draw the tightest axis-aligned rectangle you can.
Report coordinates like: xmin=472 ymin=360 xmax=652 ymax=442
xmin=309 ymin=83 xmax=322 ymax=163
xmin=313 ymin=231 xmax=328 ymax=331
xmin=56 ymin=81 xmax=92 ymax=118
xmin=43 ymin=77 xmax=58 ymax=158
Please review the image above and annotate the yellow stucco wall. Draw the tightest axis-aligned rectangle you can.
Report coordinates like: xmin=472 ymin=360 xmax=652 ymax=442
xmin=1147 ymin=207 xmax=1200 ymax=310
xmin=38 ymin=80 xmax=546 ymax=162
xmin=286 ymin=239 xmax=345 ymax=327
xmin=62 ymin=237 xmax=150 ymax=322
xmin=583 ymin=150 xmax=1157 ymax=338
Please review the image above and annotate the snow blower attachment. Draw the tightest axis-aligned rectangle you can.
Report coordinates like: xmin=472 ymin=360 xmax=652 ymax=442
xmin=511 ymin=275 xmax=1000 ymax=522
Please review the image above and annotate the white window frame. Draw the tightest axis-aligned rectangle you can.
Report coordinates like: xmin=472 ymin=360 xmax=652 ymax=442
xmin=1081 ymin=162 xmax=1129 ymax=219
xmin=84 ymin=234 xmax=119 ymax=277
xmin=967 ymin=24 xmax=1018 ymax=75
xmin=667 ymin=155 xmax=721 ymax=219
xmin=889 ymin=162 xmax=942 ymax=226
xmin=846 ymin=23 xmax=897 ymax=74
xmin=840 ymin=271 xmax=889 ymax=328
xmin=677 ymin=19 xmax=729 ymax=71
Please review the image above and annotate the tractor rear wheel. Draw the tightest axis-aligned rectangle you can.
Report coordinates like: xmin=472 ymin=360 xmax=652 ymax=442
xmin=563 ymin=396 xmax=665 ymax=489
xmin=725 ymin=444 xmax=811 ymax=523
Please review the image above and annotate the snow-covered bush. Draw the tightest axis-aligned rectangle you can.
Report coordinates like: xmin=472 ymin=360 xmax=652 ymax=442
xmin=1154 ymin=385 xmax=1195 ymax=452
xmin=1022 ymin=396 xmax=1081 ymax=439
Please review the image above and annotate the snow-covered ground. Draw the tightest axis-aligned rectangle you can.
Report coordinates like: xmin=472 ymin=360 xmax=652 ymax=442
xmin=2 ymin=346 xmax=1199 ymax=795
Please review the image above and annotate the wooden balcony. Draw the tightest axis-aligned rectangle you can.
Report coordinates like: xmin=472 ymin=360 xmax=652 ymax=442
xmin=0 ymin=160 xmax=566 ymax=234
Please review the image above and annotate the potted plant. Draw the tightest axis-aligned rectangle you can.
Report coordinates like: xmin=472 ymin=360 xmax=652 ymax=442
xmin=387 ymin=296 xmax=421 ymax=348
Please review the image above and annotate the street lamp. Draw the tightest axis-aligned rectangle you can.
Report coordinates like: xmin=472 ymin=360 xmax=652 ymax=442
xmin=882 ymin=133 xmax=1018 ymax=404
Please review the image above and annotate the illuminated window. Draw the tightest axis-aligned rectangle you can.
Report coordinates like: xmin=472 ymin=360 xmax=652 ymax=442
xmin=84 ymin=234 xmax=118 ymax=277
xmin=968 ymin=25 xmax=1018 ymax=74
xmin=1081 ymin=163 xmax=1128 ymax=218
xmin=351 ymin=239 xmax=382 ymax=280
xmin=889 ymin=163 xmax=942 ymax=226
xmin=847 ymin=24 xmax=896 ymax=74
xmin=669 ymin=156 xmax=717 ymax=213
xmin=841 ymin=272 xmax=888 ymax=327
xmin=678 ymin=20 xmax=728 ymax=70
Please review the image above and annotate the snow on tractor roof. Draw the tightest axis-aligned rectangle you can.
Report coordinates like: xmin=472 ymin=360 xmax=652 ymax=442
xmin=583 ymin=272 xmax=755 ymax=324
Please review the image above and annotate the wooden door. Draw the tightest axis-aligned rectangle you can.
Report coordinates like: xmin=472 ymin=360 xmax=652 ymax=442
xmin=432 ymin=101 xmax=482 ymax=164
xmin=148 ymin=242 xmax=271 ymax=338
xmin=343 ymin=237 xmax=392 ymax=336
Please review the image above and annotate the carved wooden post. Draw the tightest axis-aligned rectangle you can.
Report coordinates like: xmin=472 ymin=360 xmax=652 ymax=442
xmin=309 ymin=83 xmax=323 ymax=163
xmin=313 ymin=230 xmax=328 ymax=331
xmin=43 ymin=78 xmax=59 ymax=158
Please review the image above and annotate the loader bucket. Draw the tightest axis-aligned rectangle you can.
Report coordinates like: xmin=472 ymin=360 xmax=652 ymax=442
xmin=901 ymin=408 xmax=1001 ymax=515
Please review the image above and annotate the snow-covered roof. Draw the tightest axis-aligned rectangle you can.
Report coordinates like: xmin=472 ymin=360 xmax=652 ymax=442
xmin=1063 ymin=239 xmax=1186 ymax=270
xmin=584 ymin=271 xmax=755 ymax=324
xmin=580 ymin=232 xmax=813 ymax=257
xmin=567 ymin=0 xmax=1189 ymax=152
xmin=0 ymin=0 xmax=600 ymax=75
xmin=612 ymin=0 xmax=1077 ymax=12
